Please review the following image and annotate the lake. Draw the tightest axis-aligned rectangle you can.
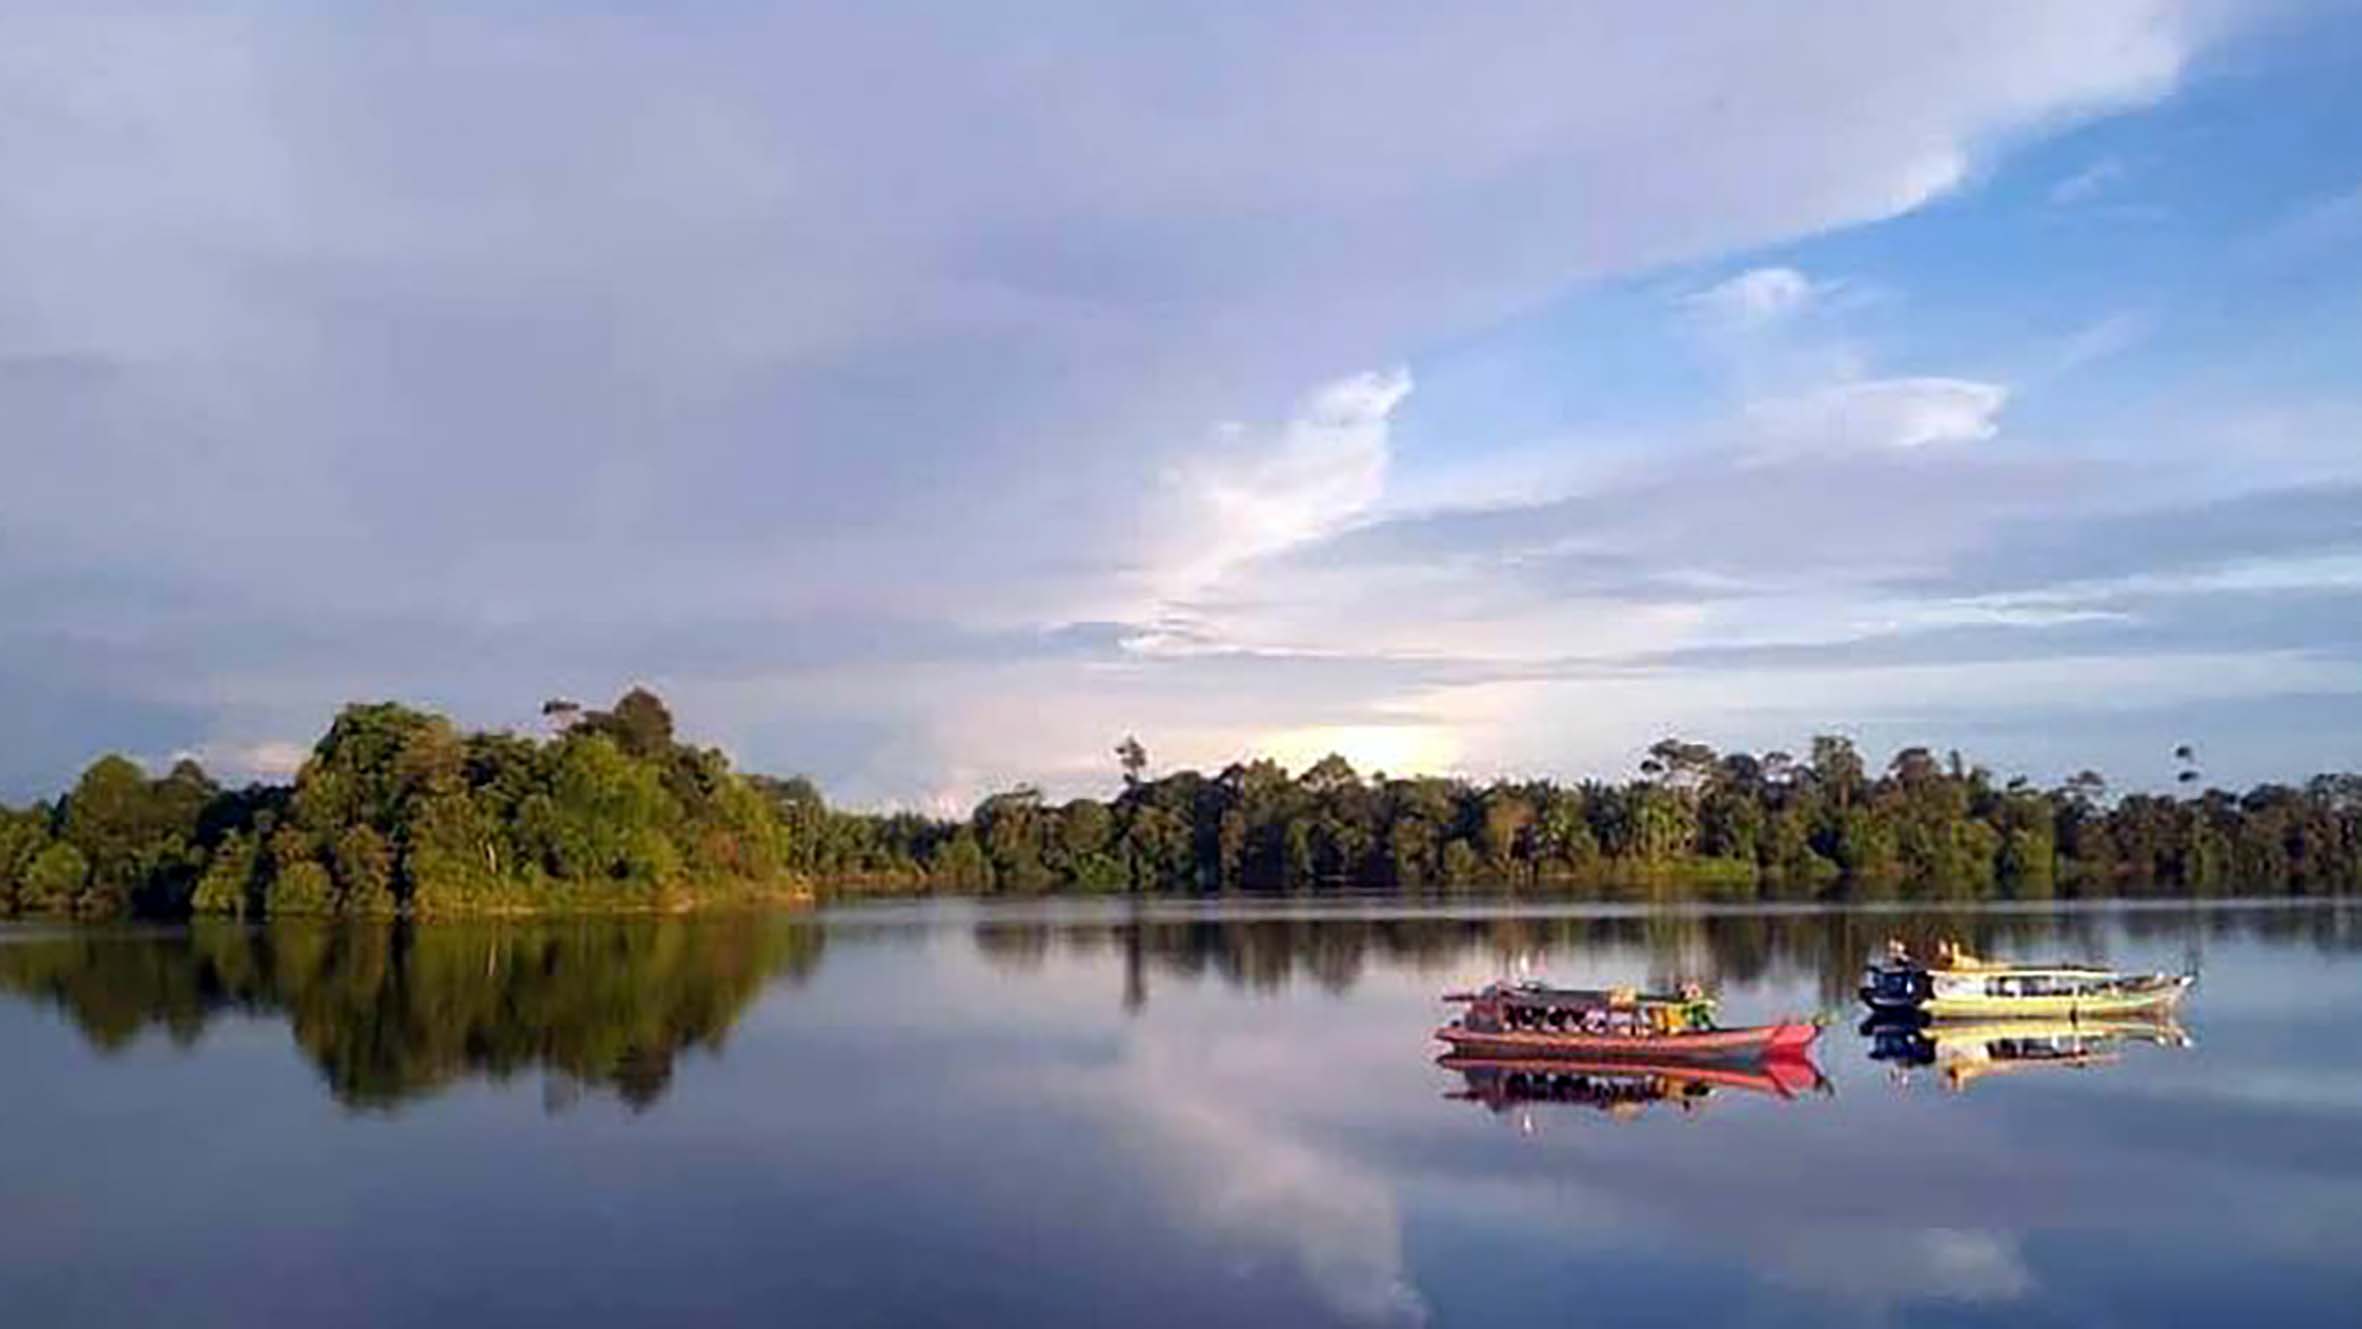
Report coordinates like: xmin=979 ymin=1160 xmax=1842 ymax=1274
xmin=3 ymin=899 xmax=2358 ymax=1326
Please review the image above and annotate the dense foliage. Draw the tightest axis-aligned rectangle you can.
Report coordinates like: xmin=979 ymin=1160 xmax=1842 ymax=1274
xmin=0 ymin=689 xmax=796 ymax=918
xmin=766 ymin=736 xmax=2362 ymax=901
xmin=3 ymin=698 xmax=2359 ymax=919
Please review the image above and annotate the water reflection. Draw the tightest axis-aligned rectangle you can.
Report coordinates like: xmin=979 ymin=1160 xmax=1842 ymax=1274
xmin=1864 ymin=1013 xmax=2194 ymax=1093
xmin=1440 ymin=1053 xmax=1829 ymax=1126
xmin=2 ymin=900 xmax=2354 ymax=1115
xmin=975 ymin=900 xmax=2359 ymax=1013
xmin=0 ymin=917 xmax=823 ymax=1108
xmin=5 ymin=901 xmax=2361 ymax=1326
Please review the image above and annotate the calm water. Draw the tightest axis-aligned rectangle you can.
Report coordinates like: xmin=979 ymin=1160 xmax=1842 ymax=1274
xmin=4 ymin=900 xmax=2359 ymax=1327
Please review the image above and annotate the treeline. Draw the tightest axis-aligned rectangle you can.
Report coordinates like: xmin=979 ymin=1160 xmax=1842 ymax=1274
xmin=775 ymin=737 xmax=2362 ymax=901
xmin=0 ymin=689 xmax=800 ymax=918
xmin=4 ymin=697 xmax=2361 ymax=918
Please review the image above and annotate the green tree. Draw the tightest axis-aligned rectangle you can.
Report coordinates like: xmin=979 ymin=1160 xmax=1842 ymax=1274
xmin=335 ymin=825 xmax=397 ymax=915
xmin=191 ymin=832 xmax=259 ymax=916
xmin=403 ymin=791 xmax=509 ymax=914
xmin=577 ymin=687 xmax=676 ymax=762
xmin=1810 ymin=735 xmax=1867 ymax=810
xmin=21 ymin=842 xmax=91 ymax=913
xmin=932 ymin=827 xmax=992 ymax=890
xmin=0 ymin=808 xmax=52 ymax=913
xmin=266 ymin=858 xmax=336 ymax=915
xmin=1479 ymin=790 xmax=1535 ymax=881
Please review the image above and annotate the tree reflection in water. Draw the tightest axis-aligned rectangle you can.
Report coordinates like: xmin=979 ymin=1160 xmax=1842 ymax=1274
xmin=6 ymin=901 xmax=2348 ymax=1111
xmin=974 ymin=899 xmax=2359 ymax=1014
xmin=0 ymin=917 xmax=824 ymax=1110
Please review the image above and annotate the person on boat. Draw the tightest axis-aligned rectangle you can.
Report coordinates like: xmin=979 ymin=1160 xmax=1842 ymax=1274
xmin=1676 ymin=982 xmax=1716 ymax=1032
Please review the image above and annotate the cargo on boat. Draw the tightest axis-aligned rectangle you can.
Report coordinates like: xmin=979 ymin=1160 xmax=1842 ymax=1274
xmin=1860 ymin=940 xmax=2195 ymax=1019
xmin=1435 ymin=980 xmax=1819 ymax=1061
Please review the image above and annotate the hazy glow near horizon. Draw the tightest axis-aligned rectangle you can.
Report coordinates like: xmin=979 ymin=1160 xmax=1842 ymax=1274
xmin=3 ymin=2 xmax=2361 ymax=808
xmin=1255 ymin=726 xmax=1463 ymax=784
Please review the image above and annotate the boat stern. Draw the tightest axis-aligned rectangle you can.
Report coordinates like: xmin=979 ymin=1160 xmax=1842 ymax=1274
xmin=1859 ymin=963 xmax=1933 ymax=1012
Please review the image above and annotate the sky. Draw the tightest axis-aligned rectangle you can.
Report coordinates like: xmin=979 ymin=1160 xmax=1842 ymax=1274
xmin=4 ymin=1 xmax=2360 ymax=809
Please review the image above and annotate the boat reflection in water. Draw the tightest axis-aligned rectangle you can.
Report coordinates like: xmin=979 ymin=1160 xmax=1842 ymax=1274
xmin=1863 ymin=1013 xmax=2193 ymax=1093
xmin=1440 ymin=1053 xmax=1828 ymax=1128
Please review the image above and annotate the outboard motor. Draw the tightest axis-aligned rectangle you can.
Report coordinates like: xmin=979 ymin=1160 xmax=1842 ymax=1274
xmin=1859 ymin=941 xmax=1935 ymax=1012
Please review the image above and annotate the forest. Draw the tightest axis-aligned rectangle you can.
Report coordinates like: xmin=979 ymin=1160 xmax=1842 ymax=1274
xmin=1 ymin=689 xmax=2358 ymax=919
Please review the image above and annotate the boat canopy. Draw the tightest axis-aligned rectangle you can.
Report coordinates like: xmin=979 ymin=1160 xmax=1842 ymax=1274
xmin=1929 ymin=942 xmax=2116 ymax=975
xmin=1468 ymin=981 xmax=1703 ymax=1011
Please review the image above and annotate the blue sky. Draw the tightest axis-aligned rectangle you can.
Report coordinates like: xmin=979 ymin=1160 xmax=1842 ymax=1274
xmin=3 ymin=1 xmax=2359 ymax=807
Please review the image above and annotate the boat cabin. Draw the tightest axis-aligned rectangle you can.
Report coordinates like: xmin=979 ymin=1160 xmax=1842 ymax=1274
xmin=1931 ymin=968 xmax=2120 ymax=1001
xmin=1452 ymin=982 xmax=1718 ymax=1037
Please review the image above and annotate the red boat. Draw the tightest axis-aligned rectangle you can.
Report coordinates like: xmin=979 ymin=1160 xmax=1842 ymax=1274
xmin=1435 ymin=980 xmax=1819 ymax=1061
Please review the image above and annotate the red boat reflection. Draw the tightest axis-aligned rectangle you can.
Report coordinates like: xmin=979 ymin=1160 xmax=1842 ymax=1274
xmin=1440 ymin=1051 xmax=1829 ymax=1122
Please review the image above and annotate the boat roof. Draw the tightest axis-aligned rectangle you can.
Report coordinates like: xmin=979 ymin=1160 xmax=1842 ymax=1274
xmin=1932 ymin=961 xmax=2120 ymax=975
xmin=1483 ymin=981 xmax=1694 ymax=1009
xmin=1926 ymin=943 xmax=2119 ymax=975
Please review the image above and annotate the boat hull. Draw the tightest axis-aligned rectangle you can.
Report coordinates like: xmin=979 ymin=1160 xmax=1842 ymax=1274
xmin=1433 ymin=1020 xmax=1819 ymax=1061
xmin=1921 ymin=975 xmax=2194 ymax=1020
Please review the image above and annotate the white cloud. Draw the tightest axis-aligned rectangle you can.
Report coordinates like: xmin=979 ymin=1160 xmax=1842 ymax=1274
xmin=1688 ymin=266 xmax=1817 ymax=329
xmin=170 ymin=740 xmax=310 ymax=781
xmin=1747 ymin=377 xmax=2010 ymax=453
xmin=2049 ymin=155 xmax=2129 ymax=205
xmin=1761 ymin=1227 xmax=2035 ymax=1307
xmin=2051 ymin=309 xmax=2156 ymax=372
xmin=1151 ymin=368 xmax=1412 ymax=597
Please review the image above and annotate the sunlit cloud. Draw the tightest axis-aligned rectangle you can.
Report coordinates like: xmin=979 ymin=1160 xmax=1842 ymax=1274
xmin=1149 ymin=368 xmax=1414 ymax=602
